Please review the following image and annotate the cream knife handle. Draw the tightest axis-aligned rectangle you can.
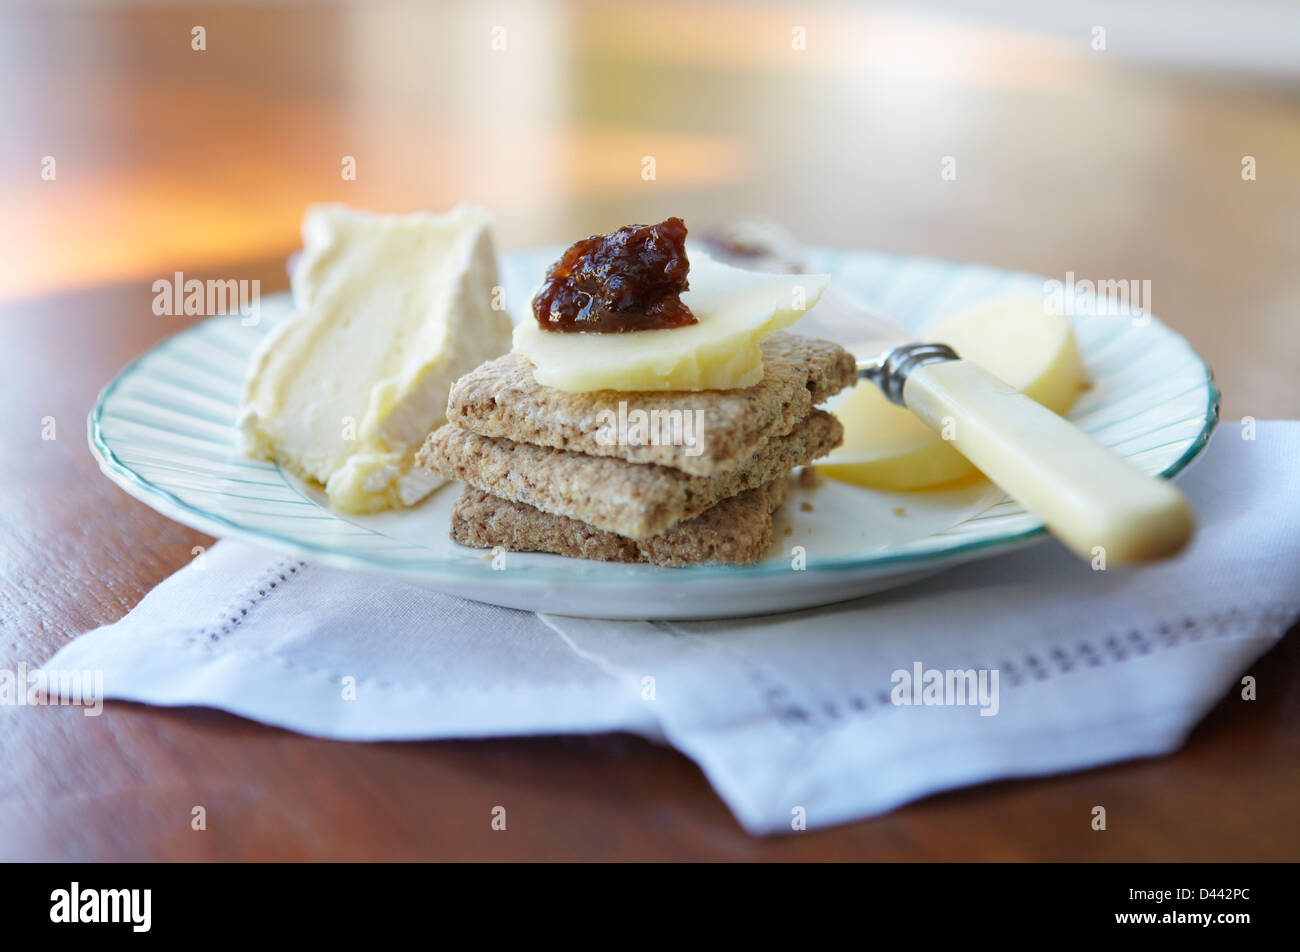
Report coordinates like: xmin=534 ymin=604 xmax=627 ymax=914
xmin=902 ymin=359 xmax=1193 ymax=564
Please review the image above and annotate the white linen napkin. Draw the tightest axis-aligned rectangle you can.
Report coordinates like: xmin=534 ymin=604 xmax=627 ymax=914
xmin=47 ymin=422 xmax=1299 ymax=834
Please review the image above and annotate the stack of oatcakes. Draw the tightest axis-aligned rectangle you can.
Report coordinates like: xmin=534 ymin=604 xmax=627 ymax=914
xmin=417 ymin=331 xmax=856 ymax=566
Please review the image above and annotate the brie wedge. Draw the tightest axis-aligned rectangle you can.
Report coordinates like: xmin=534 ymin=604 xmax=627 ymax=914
xmin=512 ymin=251 xmax=829 ymax=392
xmin=239 ymin=204 xmax=513 ymax=513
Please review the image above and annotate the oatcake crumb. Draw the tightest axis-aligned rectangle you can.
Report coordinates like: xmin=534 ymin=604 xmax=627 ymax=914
xmin=450 ymin=480 xmax=790 ymax=566
xmin=800 ymin=501 xmax=814 ymax=512
xmin=420 ymin=410 xmax=841 ymax=540
xmin=444 ymin=332 xmax=856 ymax=477
xmin=797 ymin=466 xmax=822 ymax=489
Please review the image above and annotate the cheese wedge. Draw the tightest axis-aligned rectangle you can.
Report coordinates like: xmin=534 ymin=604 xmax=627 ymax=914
xmin=239 ymin=205 xmax=513 ymax=513
xmin=819 ymin=295 xmax=1089 ymax=490
xmin=512 ymin=251 xmax=829 ymax=392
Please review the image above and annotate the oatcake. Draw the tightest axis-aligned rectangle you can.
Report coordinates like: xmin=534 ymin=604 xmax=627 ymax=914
xmin=451 ymin=479 xmax=790 ymax=566
xmin=419 ymin=409 xmax=841 ymax=540
xmin=444 ymin=331 xmax=856 ymax=476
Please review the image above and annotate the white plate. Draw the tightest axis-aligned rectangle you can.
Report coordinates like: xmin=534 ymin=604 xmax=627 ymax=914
xmin=89 ymin=247 xmax=1218 ymax=618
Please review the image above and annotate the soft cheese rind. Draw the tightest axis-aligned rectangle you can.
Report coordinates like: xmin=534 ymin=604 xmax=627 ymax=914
xmin=239 ymin=204 xmax=513 ymax=513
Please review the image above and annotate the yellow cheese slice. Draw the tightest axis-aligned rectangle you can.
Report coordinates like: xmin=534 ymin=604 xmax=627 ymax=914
xmin=819 ymin=295 xmax=1089 ymax=490
xmin=512 ymin=251 xmax=829 ymax=392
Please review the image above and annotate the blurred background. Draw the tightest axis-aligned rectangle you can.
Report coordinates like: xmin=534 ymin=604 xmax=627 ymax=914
xmin=3 ymin=0 xmax=1298 ymax=416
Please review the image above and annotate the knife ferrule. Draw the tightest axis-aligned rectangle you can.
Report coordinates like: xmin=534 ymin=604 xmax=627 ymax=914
xmin=858 ymin=342 xmax=960 ymax=406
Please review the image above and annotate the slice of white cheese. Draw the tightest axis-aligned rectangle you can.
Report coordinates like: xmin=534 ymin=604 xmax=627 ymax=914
xmin=239 ymin=204 xmax=513 ymax=513
xmin=819 ymin=295 xmax=1089 ymax=490
xmin=512 ymin=251 xmax=830 ymax=392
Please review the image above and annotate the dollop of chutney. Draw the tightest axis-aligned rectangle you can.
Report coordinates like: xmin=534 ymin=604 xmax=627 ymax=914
xmin=532 ymin=217 xmax=697 ymax=333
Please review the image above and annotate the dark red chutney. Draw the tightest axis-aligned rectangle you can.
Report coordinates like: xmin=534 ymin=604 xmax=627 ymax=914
xmin=532 ymin=217 xmax=697 ymax=333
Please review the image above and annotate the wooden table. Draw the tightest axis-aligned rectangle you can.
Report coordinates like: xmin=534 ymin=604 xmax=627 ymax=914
xmin=3 ymin=1 xmax=1297 ymax=860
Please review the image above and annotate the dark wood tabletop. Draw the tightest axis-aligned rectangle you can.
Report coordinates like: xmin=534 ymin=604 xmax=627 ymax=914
xmin=3 ymin=1 xmax=1297 ymax=860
